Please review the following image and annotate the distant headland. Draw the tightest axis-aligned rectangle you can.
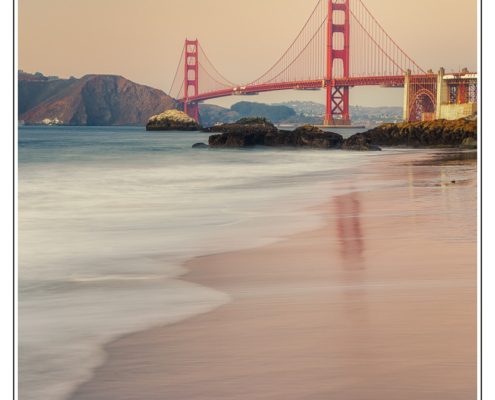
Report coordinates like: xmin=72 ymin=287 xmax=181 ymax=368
xmin=18 ymin=72 xmax=178 ymax=126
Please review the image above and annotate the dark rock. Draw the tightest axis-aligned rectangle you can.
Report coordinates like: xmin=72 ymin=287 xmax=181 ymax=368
xmin=204 ymin=118 xmax=278 ymax=148
xmin=202 ymin=117 xmax=277 ymax=147
xmin=344 ymin=119 xmax=477 ymax=149
xmin=292 ymin=124 xmax=325 ymax=133
xmin=203 ymin=123 xmax=277 ymax=135
xmin=192 ymin=143 xmax=208 ymax=148
xmin=459 ymin=137 xmax=477 ymax=149
xmin=206 ymin=119 xmax=474 ymax=151
xmin=208 ymin=132 xmax=267 ymax=148
xmin=208 ymin=124 xmax=343 ymax=149
xmin=202 ymin=116 xmax=277 ymax=136
xmin=234 ymin=116 xmax=275 ymax=127
xmin=264 ymin=130 xmax=343 ymax=149
xmin=343 ymin=134 xmax=382 ymax=151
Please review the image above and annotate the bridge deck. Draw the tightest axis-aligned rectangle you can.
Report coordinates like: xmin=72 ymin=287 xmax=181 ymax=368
xmin=180 ymin=75 xmax=429 ymax=103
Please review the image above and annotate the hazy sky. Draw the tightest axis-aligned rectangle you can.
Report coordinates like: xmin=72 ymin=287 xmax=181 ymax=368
xmin=18 ymin=0 xmax=478 ymax=108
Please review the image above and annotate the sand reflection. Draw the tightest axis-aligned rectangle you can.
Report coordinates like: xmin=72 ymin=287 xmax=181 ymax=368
xmin=334 ymin=191 xmax=364 ymax=270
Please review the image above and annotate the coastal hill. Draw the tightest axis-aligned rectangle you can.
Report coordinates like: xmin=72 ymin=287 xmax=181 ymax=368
xmin=199 ymin=104 xmax=241 ymax=126
xmin=200 ymin=101 xmax=403 ymax=127
xmin=199 ymin=102 xmax=295 ymax=126
xmin=19 ymin=74 xmax=178 ymax=126
xmin=19 ymin=76 xmax=77 ymax=116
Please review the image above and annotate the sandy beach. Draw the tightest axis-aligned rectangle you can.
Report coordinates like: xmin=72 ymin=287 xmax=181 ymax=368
xmin=69 ymin=150 xmax=477 ymax=400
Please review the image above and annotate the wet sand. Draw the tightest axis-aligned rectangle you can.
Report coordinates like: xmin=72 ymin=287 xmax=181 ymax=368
xmin=70 ymin=150 xmax=477 ymax=400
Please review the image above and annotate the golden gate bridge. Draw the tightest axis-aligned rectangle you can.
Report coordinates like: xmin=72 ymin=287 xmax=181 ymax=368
xmin=169 ymin=0 xmax=477 ymax=125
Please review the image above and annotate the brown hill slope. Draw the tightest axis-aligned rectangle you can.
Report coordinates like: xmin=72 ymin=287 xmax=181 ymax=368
xmin=20 ymin=75 xmax=178 ymax=126
xmin=18 ymin=78 xmax=77 ymax=117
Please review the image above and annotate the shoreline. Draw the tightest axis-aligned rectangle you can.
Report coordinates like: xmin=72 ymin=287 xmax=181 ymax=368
xmin=69 ymin=149 xmax=477 ymax=400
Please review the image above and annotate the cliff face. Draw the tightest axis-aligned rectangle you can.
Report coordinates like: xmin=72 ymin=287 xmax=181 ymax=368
xmin=19 ymin=75 xmax=178 ymax=126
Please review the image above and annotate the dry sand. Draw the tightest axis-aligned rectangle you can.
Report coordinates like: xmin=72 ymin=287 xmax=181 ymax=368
xmin=70 ymin=150 xmax=477 ymax=400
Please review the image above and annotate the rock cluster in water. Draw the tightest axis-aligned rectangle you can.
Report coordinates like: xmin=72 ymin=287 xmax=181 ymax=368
xmin=36 ymin=117 xmax=63 ymax=125
xmin=201 ymin=117 xmax=477 ymax=151
xmin=233 ymin=116 xmax=275 ymax=126
xmin=146 ymin=110 xmax=202 ymax=131
xmin=207 ymin=120 xmax=345 ymax=149
xmin=192 ymin=142 xmax=208 ymax=148
xmin=345 ymin=119 xmax=477 ymax=149
xmin=203 ymin=116 xmax=277 ymax=134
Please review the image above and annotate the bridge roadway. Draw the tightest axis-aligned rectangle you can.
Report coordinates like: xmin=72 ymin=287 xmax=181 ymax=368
xmin=182 ymin=75 xmax=426 ymax=103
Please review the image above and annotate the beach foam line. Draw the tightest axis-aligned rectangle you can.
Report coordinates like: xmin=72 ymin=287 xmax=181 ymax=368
xmin=70 ymin=275 xmax=162 ymax=283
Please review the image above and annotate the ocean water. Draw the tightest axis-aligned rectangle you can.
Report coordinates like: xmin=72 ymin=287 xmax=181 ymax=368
xmin=18 ymin=125 xmax=387 ymax=400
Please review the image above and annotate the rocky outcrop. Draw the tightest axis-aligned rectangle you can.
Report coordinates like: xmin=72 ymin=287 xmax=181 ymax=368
xmin=35 ymin=117 xmax=63 ymax=125
xmin=146 ymin=110 xmax=202 ymax=131
xmin=206 ymin=119 xmax=476 ymax=151
xmin=342 ymin=134 xmax=382 ymax=151
xmin=207 ymin=121 xmax=344 ymax=149
xmin=192 ymin=142 xmax=209 ymax=148
xmin=459 ymin=137 xmax=477 ymax=149
xmin=203 ymin=117 xmax=277 ymax=135
xmin=19 ymin=75 xmax=178 ymax=125
xmin=263 ymin=130 xmax=343 ymax=149
xmin=208 ymin=132 xmax=267 ymax=148
xmin=234 ymin=116 xmax=275 ymax=127
xmin=291 ymin=124 xmax=324 ymax=133
xmin=344 ymin=119 xmax=477 ymax=149
xmin=204 ymin=117 xmax=277 ymax=148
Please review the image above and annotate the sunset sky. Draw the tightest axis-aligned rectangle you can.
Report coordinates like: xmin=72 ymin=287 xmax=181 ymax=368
xmin=18 ymin=0 xmax=478 ymax=108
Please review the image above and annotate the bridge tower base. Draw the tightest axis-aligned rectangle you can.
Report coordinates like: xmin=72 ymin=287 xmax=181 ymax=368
xmin=324 ymin=0 xmax=351 ymax=126
xmin=436 ymin=67 xmax=449 ymax=120
xmin=185 ymin=103 xmax=199 ymax=122
xmin=402 ymin=69 xmax=411 ymax=122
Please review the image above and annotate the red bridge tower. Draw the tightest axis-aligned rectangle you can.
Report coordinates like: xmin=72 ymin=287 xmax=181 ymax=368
xmin=184 ymin=39 xmax=199 ymax=121
xmin=325 ymin=0 xmax=350 ymax=126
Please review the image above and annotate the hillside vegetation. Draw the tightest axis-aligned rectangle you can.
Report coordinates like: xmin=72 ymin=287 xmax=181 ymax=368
xmin=230 ymin=102 xmax=295 ymax=124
